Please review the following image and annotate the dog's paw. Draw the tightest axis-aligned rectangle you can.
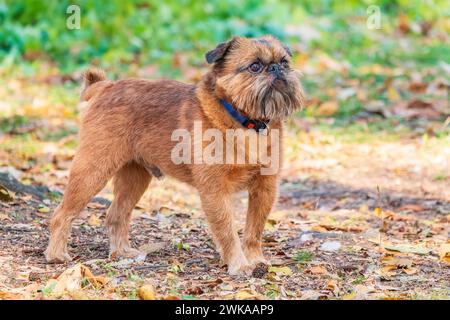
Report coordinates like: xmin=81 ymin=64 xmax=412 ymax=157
xmin=247 ymin=255 xmax=270 ymax=268
xmin=243 ymin=247 xmax=270 ymax=268
xmin=110 ymin=247 xmax=146 ymax=261
xmin=44 ymin=248 xmax=72 ymax=264
xmin=227 ymin=259 xmax=254 ymax=276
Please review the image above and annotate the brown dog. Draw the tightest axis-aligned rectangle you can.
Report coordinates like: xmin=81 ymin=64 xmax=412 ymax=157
xmin=45 ymin=35 xmax=304 ymax=275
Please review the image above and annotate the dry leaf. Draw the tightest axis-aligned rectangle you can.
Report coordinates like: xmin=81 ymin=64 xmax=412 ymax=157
xmin=438 ymin=243 xmax=450 ymax=263
xmin=268 ymin=266 xmax=292 ymax=276
xmin=308 ymin=265 xmax=327 ymax=275
xmin=87 ymin=202 xmax=106 ymax=209
xmin=38 ymin=205 xmax=50 ymax=213
xmin=88 ymin=214 xmax=101 ymax=227
xmin=45 ymin=264 xmax=107 ymax=296
xmin=138 ymin=284 xmax=156 ymax=300
xmin=139 ymin=242 xmax=165 ymax=254
xmin=0 ymin=186 xmax=14 ymax=202
xmin=397 ymin=204 xmax=425 ymax=212
xmin=0 ymin=213 xmax=10 ymax=221
xmin=235 ymin=290 xmax=259 ymax=300
xmin=384 ymin=244 xmax=431 ymax=255
xmin=50 ymin=264 xmax=84 ymax=296
xmin=0 ymin=291 xmax=23 ymax=299
xmin=374 ymin=208 xmax=394 ymax=219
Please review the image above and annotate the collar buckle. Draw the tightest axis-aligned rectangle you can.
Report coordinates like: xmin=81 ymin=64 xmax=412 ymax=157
xmin=220 ymin=99 xmax=270 ymax=134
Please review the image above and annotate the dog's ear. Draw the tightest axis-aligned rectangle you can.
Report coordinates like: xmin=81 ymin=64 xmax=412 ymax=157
xmin=205 ymin=38 xmax=236 ymax=64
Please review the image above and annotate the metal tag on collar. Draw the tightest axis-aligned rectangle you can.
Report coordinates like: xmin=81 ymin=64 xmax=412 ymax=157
xmin=256 ymin=121 xmax=269 ymax=135
xmin=259 ymin=126 xmax=269 ymax=135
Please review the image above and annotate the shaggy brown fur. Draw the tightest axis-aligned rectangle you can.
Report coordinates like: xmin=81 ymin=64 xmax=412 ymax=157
xmin=45 ymin=35 xmax=304 ymax=275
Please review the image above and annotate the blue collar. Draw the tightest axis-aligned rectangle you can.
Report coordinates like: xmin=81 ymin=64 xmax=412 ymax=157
xmin=220 ymin=99 xmax=269 ymax=133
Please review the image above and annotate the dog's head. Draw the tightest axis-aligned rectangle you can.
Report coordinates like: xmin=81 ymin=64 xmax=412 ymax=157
xmin=205 ymin=35 xmax=304 ymax=121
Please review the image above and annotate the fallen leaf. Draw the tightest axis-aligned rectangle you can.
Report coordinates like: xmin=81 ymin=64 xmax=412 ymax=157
xmin=235 ymin=290 xmax=259 ymax=300
xmin=88 ymin=214 xmax=101 ymax=227
xmin=299 ymin=290 xmax=322 ymax=300
xmin=384 ymin=244 xmax=431 ymax=255
xmin=139 ymin=242 xmax=165 ymax=254
xmin=308 ymin=265 xmax=328 ymax=275
xmin=438 ymin=243 xmax=450 ymax=263
xmin=397 ymin=204 xmax=425 ymax=212
xmin=138 ymin=284 xmax=156 ymax=300
xmin=0 ymin=291 xmax=23 ymax=299
xmin=0 ymin=186 xmax=14 ymax=202
xmin=374 ymin=208 xmax=394 ymax=219
xmin=268 ymin=266 xmax=292 ymax=276
xmin=319 ymin=224 xmax=366 ymax=232
xmin=38 ymin=205 xmax=50 ymax=213
xmin=50 ymin=264 xmax=84 ymax=296
xmin=45 ymin=264 xmax=107 ymax=296
xmin=87 ymin=202 xmax=106 ymax=209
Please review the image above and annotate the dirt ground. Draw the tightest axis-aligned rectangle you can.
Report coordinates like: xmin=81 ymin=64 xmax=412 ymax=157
xmin=1 ymin=124 xmax=448 ymax=300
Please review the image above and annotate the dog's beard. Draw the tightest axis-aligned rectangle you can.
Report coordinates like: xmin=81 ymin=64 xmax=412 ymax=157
xmin=218 ymin=70 xmax=304 ymax=121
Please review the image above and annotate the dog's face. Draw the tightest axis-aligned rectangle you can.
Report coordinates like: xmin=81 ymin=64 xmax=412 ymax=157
xmin=206 ymin=35 xmax=304 ymax=121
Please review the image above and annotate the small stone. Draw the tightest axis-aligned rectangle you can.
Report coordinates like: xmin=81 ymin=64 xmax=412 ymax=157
xmin=300 ymin=233 xmax=313 ymax=242
xmin=319 ymin=241 xmax=341 ymax=252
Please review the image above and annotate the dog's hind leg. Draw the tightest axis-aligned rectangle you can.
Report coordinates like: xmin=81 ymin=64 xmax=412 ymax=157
xmin=45 ymin=143 xmax=128 ymax=263
xmin=106 ymin=161 xmax=151 ymax=259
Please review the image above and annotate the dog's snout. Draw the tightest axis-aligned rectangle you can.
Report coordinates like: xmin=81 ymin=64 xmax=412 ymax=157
xmin=268 ymin=63 xmax=283 ymax=78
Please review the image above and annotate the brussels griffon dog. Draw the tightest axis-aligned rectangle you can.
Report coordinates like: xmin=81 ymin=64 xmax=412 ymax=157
xmin=45 ymin=35 xmax=304 ymax=275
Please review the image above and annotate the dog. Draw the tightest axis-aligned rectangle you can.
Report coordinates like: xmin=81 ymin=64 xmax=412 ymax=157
xmin=45 ymin=35 xmax=304 ymax=275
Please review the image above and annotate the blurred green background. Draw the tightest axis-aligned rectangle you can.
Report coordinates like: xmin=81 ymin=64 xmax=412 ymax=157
xmin=1 ymin=0 xmax=449 ymax=74
xmin=0 ymin=0 xmax=449 ymax=167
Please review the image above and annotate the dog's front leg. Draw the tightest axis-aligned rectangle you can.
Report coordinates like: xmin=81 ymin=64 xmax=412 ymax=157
xmin=199 ymin=191 xmax=253 ymax=276
xmin=243 ymin=174 xmax=278 ymax=267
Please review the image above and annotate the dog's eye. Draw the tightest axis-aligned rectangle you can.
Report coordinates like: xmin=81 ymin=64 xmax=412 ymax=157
xmin=280 ymin=59 xmax=289 ymax=68
xmin=248 ymin=61 xmax=263 ymax=73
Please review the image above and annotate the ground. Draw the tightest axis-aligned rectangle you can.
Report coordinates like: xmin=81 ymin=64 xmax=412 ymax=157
xmin=0 ymin=115 xmax=449 ymax=300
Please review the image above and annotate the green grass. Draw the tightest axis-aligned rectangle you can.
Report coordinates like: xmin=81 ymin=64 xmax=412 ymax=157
xmin=293 ymin=250 xmax=314 ymax=263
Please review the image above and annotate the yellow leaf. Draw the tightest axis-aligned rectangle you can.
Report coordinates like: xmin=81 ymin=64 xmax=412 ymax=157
xmin=0 ymin=291 xmax=23 ymax=299
xmin=327 ymin=280 xmax=337 ymax=290
xmin=235 ymin=290 xmax=259 ymax=300
xmin=387 ymin=86 xmax=401 ymax=102
xmin=373 ymin=207 xmax=382 ymax=217
xmin=402 ymin=267 xmax=417 ymax=275
xmin=268 ymin=266 xmax=292 ymax=276
xmin=438 ymin=243 xmax=450 ymax=263
xmin=315 ymin=101 xmax=339 ymax=117
xmin=264 ymin=221 xmax=275 ymax=231
xmin=38 ymin=206 xmax=50 ymax=213
xmin=88 ymin=214 xmax=101 ymax=227
xmin=50 ymin=264 xmax=84 ymax=296
xmin=383 ymin=244 xmax=430 ymax=255
xmin=139 ymin=284 xmax=156 ymax=300
xmin=270 ymin=210 xmax=289 ymax=221
xmin=342 ymin=291 xmax=356 ymax=300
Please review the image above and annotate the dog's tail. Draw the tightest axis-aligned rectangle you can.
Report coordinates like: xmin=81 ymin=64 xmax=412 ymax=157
xmin=81 ymin=67 xmax=107 ymax=101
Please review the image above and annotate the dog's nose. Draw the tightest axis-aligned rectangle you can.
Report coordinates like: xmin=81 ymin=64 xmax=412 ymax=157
xmin=268 ymin=63 xmax=283 ymax=78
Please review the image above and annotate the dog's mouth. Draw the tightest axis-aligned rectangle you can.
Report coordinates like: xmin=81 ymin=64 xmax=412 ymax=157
xmin=218 ymin=70 xmax=304 ymax=122
xmin=248 ymin=75 xmax=304 ymax=121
